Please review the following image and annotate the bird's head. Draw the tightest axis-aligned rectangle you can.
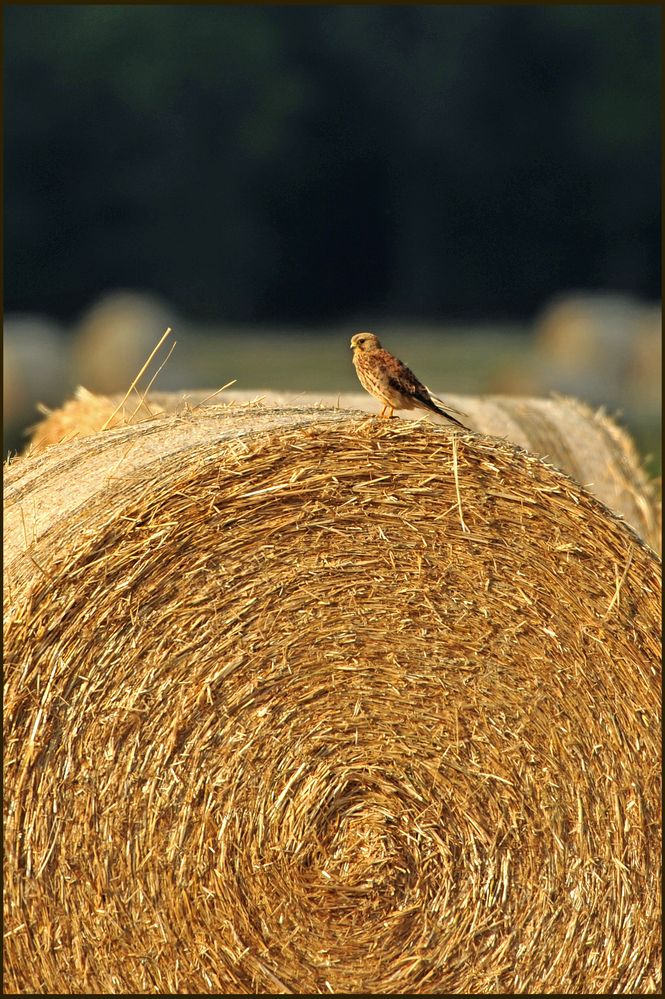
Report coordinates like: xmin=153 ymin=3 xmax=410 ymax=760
xmin=350 ymin=331 xmax=382 ymax=352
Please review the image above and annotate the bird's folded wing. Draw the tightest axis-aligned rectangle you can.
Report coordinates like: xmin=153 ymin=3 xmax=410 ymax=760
xmin=387 ymin=373 xmax=469 ymax=420
xmin=386 ymin=359 xmax=426 ymax=396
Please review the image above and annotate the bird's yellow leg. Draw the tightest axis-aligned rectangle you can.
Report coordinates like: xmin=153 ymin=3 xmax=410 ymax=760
xmin=387 ymin=406 xmax=394 ymax=419
xmin=378 ymin=403 xmax=386 ymax=418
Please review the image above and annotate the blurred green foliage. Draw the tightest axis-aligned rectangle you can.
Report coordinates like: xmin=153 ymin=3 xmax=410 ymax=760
xmin=4 ymin=4 xmax=660 ymax=323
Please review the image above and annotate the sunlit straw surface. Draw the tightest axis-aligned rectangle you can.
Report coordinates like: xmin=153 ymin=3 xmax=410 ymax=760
xmin=26 ymin=387 xmax=661 ymax=554
xmin=4 ymin=410 xmax=661 ymax=994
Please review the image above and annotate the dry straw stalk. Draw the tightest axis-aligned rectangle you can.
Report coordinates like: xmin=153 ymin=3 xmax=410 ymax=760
xmin=4 ymin=407 xmax=661 ymax=994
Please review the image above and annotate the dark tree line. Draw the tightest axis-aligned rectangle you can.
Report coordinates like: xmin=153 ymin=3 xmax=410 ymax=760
xmin=4 ymin=4 xmax=660 ymax=324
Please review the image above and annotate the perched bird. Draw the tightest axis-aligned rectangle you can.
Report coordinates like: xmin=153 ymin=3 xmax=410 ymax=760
xmin=350 ymin=332 xmax=468 ymax=428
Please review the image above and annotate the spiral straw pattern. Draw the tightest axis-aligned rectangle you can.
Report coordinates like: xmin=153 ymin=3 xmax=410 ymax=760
xmin=4 ymin=410 xmax=661 ymax=993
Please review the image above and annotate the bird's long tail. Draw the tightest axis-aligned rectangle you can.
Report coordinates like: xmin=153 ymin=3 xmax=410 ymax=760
xmin=415 ymin=391 xmax=469 ymax=429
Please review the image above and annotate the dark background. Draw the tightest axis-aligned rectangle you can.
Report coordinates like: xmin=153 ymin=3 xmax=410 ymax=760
xmin=4 ymin=3 xmax=660 ymax=326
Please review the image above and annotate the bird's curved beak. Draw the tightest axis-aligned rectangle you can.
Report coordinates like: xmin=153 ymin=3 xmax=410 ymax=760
xmin=349 ymin=340 xmax=355 ymax=349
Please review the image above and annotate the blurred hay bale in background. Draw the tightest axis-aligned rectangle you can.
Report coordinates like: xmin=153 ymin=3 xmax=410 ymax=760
xmin=624 ymin=304 xmax=662 ymax=410
xmin=3 ymin=314 xmax=71 ymax=447
xmin=70 ymin=289 xmax=192 ymax=394
xmin=4 ymin=409 xmax=661 ymax=994
xmin=26 ymin=387 xmax=661 ymax=554
xmin=536 ymin=292 xmax=647 ymax=378
xmin=491 ymin=292 xmax=661 ymax=413
xmin=25 ymin=386 xmax=166 ymax=448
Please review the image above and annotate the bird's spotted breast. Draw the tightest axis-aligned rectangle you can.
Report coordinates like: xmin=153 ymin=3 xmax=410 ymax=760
xmin=353 ymin=349 xmax=395 ymax=406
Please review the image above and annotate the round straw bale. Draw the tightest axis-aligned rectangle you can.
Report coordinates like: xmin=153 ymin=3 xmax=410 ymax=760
xmin=24 ymin=385 xmax=166 ymax=450
xmin=26 ymin=387 xmax=661 ymax=554
xmin=4 ymin=409 xmax=661 ymax=994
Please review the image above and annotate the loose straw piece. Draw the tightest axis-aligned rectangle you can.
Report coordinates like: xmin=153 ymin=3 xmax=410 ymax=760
xmin=99 ymin=326 xmax=173 ymax=431
xmin=451 ymin=433 xmax=470 ymax=533
xmin=189 ymin=380 xmax=238 ymax=412
xmin=128 ymin=337 xmax=178 ymax=422
xmin=602 ymin=544 xmax=634 ymax=620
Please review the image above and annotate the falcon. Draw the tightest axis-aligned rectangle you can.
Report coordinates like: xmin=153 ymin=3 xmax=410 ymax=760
xmin=350 ymin=332 xmax=468 ymax=428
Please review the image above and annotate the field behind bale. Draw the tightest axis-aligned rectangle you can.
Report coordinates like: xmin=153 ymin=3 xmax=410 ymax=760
xmin=4 ymin=407 xmax=661 ymax=994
